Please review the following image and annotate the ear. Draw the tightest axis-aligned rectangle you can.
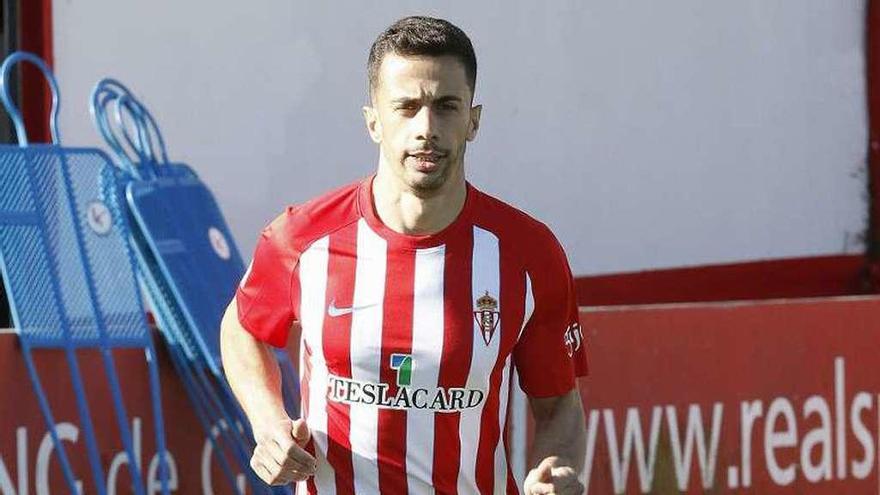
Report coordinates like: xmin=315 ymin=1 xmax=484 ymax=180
xmin=362 ymin=105 xmax=382 ymax=144
xmin=466 ymin=104 xmax=482 ymax=142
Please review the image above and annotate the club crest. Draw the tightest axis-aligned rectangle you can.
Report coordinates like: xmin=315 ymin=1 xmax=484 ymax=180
xmin=473 ymin=291 xmax=500 ymax=345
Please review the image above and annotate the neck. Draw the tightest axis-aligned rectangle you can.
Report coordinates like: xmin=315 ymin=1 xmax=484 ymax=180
xmin=372 ymin=166 xmax=467 ymax=236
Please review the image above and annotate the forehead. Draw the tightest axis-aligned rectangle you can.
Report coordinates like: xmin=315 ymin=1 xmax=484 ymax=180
xmin=375 ymin=53 xmax=471 ymax=100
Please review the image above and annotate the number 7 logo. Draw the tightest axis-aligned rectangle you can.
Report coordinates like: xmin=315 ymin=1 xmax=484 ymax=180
xmin=390 ymin=354 xmax=412 ymax=387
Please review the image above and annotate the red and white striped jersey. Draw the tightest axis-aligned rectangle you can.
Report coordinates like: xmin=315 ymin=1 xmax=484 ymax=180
xmin=236 ymin=176 xmax=587 ymax=495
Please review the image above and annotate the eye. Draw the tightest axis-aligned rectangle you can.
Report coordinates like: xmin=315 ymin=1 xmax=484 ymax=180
xmin=396 ymin=102 xmax=418 ymax=112
xmin=438 ymin=102 xmax=459 ymax=112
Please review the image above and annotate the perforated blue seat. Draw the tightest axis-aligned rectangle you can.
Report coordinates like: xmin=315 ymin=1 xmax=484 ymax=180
xmin=0 ymin=52 xmax=169 ymax=495
xmin=92 ymin=79 xmax=297 ymax=495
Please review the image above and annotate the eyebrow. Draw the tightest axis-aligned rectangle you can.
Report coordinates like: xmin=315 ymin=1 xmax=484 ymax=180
xmin=391 ymin=95 xmax=463 ymax=105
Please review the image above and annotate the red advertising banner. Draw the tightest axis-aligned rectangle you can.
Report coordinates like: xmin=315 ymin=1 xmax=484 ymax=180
xmin=4 ymin=294 xmax=880 ymax=493
xmin=0 ymin=334 xmax=252 ymax=494
xmin=577 ymin=296 xmax=880 ymax=494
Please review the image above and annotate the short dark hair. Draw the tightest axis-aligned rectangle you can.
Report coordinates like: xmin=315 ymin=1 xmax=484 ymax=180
xmin=368 ymin=16 xmax=477 ymax=99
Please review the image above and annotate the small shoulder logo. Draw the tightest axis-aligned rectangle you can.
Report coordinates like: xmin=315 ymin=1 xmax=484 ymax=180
xmin=564 ymin=322 xmax=584 ymax=357
xmin=86 ymin=200 xmax=113 ymax=236
xmin=390 ymin=353 xmax=412 ymax=386
xmin=473 ymin=291 xmax=500 ymax=346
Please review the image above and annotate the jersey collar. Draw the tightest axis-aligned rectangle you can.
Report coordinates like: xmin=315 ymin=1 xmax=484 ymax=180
xmin=357 ymin=174 xmax=476 ymax=249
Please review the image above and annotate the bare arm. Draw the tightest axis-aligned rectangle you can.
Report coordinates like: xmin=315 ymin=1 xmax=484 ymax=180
xmin=220 ymin=300 xmax=315 ymax=484
xmin=524 ymin=387 xmax=586 ymax=494
xmin=220 ymin=300 xmax=288 ymax=431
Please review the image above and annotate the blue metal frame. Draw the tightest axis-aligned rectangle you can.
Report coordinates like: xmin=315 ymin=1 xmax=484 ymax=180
xmin=0 ymin=52 xmax=170 ymax=495
xmin=133 ymin=251 xmax=244 ymax=494
xmin=0 ymin=52 xmax=60 ymax=145
xmin=93 ymin=79 xmax=301 ymax=412
xmin=91 ymin=79 xmax=291 ymax=495
xmin=114 ymin=93 xmax=169 ymax=167
xmin=124 ymin=185 xmax=260 ymax=495
xmin=91 ymin=79 xmax=154 ymax=179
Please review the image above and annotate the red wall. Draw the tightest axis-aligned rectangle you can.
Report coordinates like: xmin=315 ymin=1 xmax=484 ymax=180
xmin=0 ymin=336 xmax=248 ymax=494
xmin=574 ymin=296 xmax=880 ymax=493
xmin=575 ymin=255 xmax=868 ymax=307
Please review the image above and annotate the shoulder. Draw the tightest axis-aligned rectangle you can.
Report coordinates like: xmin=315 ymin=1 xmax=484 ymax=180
xmin=261 ymin=178 xmax=364 ymax=254
xmin=470 ymin=185 xmax=565 ymax=262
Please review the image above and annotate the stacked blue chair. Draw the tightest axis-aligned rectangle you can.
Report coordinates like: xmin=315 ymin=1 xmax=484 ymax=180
xmin=91 ymin=79 xmax=299 ymax=494
xmin=92 ymin=79 xmax=256 ymax=494
xmin=0 ymin=52 xmax=169 ymax=494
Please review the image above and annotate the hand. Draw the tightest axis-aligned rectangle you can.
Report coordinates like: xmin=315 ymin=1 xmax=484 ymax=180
xmin=250 ymin=418 xmax=316 ymax=485
xmin=523 ymin=457 xmax=583 ymax=495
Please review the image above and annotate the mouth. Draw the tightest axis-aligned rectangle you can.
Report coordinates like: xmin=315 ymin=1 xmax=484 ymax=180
xmin=406 ymin=150 xmax=447 ymax=173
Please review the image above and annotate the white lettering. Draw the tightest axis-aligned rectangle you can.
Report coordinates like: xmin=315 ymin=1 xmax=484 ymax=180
xmin=201 ymin=420 xmax=245 ymax=495
xmin=800 ymin=395 xmax=832 ymax=482
xmin=17 ymin=428 xmax=26 ymax=495
xmin=834 ymin=357 xmax=846 ymax=479
xmin=148 ymin=450 xmax=178 ymax=494
xmin=764 ymin=398 xmax=797 ymax=485
xmin=582 ymin=410 xmax=600 ymax=493
xmin=0 ymin=427 xmax=27 ymax=495
xmin=108 ymin=418 xmax=142 ymax=495
xmin=665 ymin=403 xmax=722 ymax=491
xmin=577 ymin=356 xmax=880 ymax=492
xmin=849 ymin=392 xmax=874 ymax=479
xmin=739 ymin=400 xmax=762 ymax=488
xmin=36 ymin=422 xmax=82 ymax=495
xmin=603 ymin=407 xmax=662 ymax=493
xmin=201 ymin=422 xmax=220 ymax=495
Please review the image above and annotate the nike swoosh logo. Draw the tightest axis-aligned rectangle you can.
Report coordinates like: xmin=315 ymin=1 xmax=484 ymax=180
xmin=327 ymin=299 xmax=379 ymax=317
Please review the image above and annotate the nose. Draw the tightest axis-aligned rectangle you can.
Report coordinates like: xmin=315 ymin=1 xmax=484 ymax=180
xmin=413 ymin=105 xmax=438 ymax=142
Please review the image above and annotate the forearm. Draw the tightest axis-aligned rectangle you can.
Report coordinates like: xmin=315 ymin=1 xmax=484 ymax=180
xmin=220 ymin=301 xmax=288 ymax=435
xmin=529 ymin=388 xmax=586 ymax=473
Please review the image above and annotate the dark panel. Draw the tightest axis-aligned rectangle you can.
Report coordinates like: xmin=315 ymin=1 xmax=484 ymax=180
xmin=0 ymin=0 xmax=17 ymax=328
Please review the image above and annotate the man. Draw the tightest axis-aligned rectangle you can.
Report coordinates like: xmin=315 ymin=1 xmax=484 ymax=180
xmin=221 ymin=16 xmax=587 ymax=495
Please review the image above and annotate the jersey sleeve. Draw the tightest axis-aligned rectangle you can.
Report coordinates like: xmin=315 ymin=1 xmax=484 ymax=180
xmin=235 ymin=208 xmax=300 ymax=348
xmin=513 ymin=226 xmax=587 ymax=398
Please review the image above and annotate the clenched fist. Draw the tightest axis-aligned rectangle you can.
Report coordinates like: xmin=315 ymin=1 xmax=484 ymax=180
xmin=523 ymin=457 xmax=583 ymax=495
xmin=250 ymin=418 xmax=316 ymax=485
